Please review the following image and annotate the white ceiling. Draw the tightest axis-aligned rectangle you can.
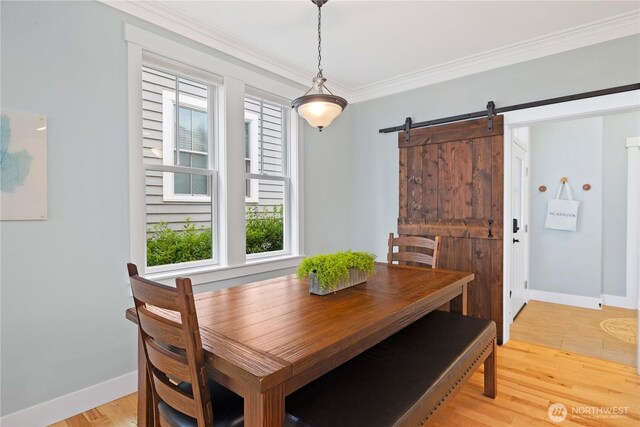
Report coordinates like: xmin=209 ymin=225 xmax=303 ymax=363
xmin=108 ymin=1 xmax=640 ymax=102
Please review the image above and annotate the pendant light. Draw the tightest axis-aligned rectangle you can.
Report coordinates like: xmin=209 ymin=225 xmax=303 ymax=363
xmin=292 ymin=0 xmax=347 ymax=132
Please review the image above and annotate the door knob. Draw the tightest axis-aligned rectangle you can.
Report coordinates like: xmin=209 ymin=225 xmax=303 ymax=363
xmin=513 ymin=238 xmax=520 ymax=243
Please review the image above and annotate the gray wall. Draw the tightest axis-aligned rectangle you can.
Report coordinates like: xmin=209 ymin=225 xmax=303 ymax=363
xmin=603 ymin=111 xmax=640 ymax=296
xmin=348 ymin=35 xmax=640 ymax=261
xmin=304 ymin=108 xmax=353 ymax=254
xmin=1 ymin=1 xmax=134 ymax=417
xmin=0 ymin=0 xmax=350 ymax=417
xmin=529 ymin=117 xmax=604 ymax=298
xmin=528 ymin=111 xmax=638 ymax=298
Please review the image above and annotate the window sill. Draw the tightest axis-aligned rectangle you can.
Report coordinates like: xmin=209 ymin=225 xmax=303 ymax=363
xmin=161 ymin=195 xmax=212 ymax=203
xmin=146 ymin=254 xmax=304 ymax=287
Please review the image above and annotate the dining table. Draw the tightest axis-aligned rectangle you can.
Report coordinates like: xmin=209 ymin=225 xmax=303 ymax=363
xmin=126 ymin=262 xmax=474 ymax=427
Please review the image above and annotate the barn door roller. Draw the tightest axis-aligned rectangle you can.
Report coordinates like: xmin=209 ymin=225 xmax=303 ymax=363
xmin=404 ymin=117 xmax=412 ymax=144
xmin=486 ymin=101 xmax=495 ymax=131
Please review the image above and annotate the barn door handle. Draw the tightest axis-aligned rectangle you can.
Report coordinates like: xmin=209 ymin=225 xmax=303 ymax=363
xmin=488 ymin=219 xmax=494 ymax=238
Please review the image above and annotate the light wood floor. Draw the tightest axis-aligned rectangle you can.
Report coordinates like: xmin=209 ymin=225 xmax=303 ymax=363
xmin=510 ymin=300 xmax=637 ymax=366
xmin=51 ymin=340 xmax=639 ymax=426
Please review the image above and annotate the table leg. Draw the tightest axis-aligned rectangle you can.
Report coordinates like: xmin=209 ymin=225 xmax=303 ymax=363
xmin=138 ymin=331 xmax=153 ymax=426
xmin=244 ymin=383 xmax=285 ymax=427
xmin=450 ymin=283 xmax=468 ymax=315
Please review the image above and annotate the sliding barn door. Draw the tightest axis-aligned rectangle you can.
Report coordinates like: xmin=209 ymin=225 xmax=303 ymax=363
xmin=398 ymin=116 xmax=504 ymax=343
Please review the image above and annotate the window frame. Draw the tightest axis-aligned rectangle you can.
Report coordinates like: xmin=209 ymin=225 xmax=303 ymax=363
xmin=126 ymin=25 xmax=304 ymax=285
xmin=142 ymin=60 xmax=221 ymax=274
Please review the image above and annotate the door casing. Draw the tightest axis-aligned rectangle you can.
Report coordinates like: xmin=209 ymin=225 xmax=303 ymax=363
xmin=502 ymin=90 xmax=640 ymax=344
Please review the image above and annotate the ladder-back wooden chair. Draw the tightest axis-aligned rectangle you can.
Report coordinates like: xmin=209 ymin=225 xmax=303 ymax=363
xmin=127 ymin=263 xmax=244 ymax=427
xmin=387 ymin=233 xmax=441 ymax=269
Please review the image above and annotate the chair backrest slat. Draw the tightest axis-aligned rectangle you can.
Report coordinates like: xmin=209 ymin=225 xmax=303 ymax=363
xmin=152 ymin=371 xmax=199 ymax=419
xmin=130 ymin=276 xmax=181 ymax=311
xmin=145 ymin=337 xmax=192 ymax=385
xmin=127 ymin=263 xmax=213 ymax=426
xmin=387 ymin=233 xmax=441 ymax=269
xmin=138 ymin=306 xmax=187 ymax=349
xmin=392 ymin=251 xmax=434 ymax=266
xmin=393 ymin=235 xmax=438 ymax=250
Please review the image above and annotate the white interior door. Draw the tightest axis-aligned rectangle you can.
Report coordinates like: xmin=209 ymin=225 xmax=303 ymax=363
xmin=510 ymin=128 xmax=530 ymax=322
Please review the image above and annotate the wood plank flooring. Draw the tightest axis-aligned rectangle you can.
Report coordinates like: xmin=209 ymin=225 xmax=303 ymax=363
xmin=51 ymin=340 xmax=639 ymax=426
xmin=50 ymin=392 xmax=137 ymax=426
xmin=510 ymin=301 xmax=637 ymax=366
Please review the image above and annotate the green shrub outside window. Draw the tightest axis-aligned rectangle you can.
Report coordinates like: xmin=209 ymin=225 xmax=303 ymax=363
xmin=246 ymin=204 xmax=283 ymax=255
xmin=146 ymin=204 xmax=284 ymax=266
xmin=146 ymin=218 xmax=212 ymax=267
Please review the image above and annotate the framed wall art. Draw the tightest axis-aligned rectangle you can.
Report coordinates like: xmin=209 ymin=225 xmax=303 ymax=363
xmin=1 ymin=110 xmax=48 ymax=220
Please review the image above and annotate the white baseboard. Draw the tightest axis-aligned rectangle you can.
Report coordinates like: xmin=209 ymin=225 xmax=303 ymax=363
xmin=602 ymin=293 xmax=637 ymax=310
xmin=527 ymin=289 xmax=602 ymax=310
xmin=0 ymin=371 xmax=137 ymax=427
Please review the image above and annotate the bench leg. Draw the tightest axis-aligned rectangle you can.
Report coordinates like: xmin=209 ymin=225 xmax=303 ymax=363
xmin=483 ymin=338 xmax=497 ymax=398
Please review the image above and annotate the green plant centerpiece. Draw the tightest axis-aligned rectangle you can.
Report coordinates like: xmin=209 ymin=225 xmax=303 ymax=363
xmin=297 ymin=251 xmax=376 ymax=295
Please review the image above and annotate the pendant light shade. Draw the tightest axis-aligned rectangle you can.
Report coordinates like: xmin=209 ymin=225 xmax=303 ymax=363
xmin=292 ymin=0 xmax=347 ymax=132
xmin=292 ymin=77 xmax=347 ymax=131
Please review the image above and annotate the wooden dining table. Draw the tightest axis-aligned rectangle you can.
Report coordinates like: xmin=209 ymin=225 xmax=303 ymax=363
xmin=126 ymin=262 xmax=474 ymax=427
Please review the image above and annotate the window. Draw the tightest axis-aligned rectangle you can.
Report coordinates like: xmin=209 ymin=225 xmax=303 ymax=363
xmin=142 ymin=64 xmax=218 ymax=270
xmin=244 ymin=95 xmax=288 ymax=256
xmin=127 ymin=26 xmax=302 ymax=282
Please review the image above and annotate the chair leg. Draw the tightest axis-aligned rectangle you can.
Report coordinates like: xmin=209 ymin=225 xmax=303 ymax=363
xmin=138 ymin=331 xmax=154 ymax=426
xmin=483 ymin=338 xmax=497 ymax=398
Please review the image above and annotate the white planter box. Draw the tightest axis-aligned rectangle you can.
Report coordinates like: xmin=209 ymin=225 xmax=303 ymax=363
xmin=309 ymin=268 xmax=369 ymax=295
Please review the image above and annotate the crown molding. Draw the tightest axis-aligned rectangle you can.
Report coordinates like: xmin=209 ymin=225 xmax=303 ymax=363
xmin=100 ymin=0 xmax=351 ymax=96
xmin=101 ymin=1 xmax=638 ymax=104
xmin=349 ymin=10 xmax=640 ymax=103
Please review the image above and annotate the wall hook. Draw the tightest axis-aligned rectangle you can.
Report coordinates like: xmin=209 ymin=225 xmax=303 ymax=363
xmin=560 ymin=177 xmax=568 ymax=183
xmin=582 ymin=184 xmax=591 ymax=191
xmin=538 ymin=185 xmax=547 ymax=192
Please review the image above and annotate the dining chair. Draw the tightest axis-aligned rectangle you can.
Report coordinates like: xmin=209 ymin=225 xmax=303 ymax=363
xmin=128 ymin=263 xmax=307 ymax=427
xmin=128 ymin=263 xmax=240 ymax=426
xmin=387 ymin=233 xmax=441 ymax=268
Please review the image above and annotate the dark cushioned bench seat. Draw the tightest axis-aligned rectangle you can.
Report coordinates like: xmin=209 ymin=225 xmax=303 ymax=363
xmin=286 ymin=310 xmax=497 ymax=427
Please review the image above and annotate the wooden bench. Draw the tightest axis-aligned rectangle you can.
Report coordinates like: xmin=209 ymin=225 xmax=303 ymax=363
xmin=286 ymin=310 xmax=497 ymax=427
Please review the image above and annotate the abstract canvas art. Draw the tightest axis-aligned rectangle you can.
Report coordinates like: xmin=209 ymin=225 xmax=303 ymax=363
xmin=0 ymin=110 xmax=47 ymax=220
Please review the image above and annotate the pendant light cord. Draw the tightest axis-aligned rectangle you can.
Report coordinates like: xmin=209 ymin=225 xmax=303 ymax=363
xmin=317 ymin=4 xmax=323 ymax=78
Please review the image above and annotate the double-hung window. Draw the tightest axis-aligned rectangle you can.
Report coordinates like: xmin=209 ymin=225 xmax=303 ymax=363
xmin=244 ymin=93 xmax=290 ymax=257
xmin=141 ymin=58 xmax=220 ymax=271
